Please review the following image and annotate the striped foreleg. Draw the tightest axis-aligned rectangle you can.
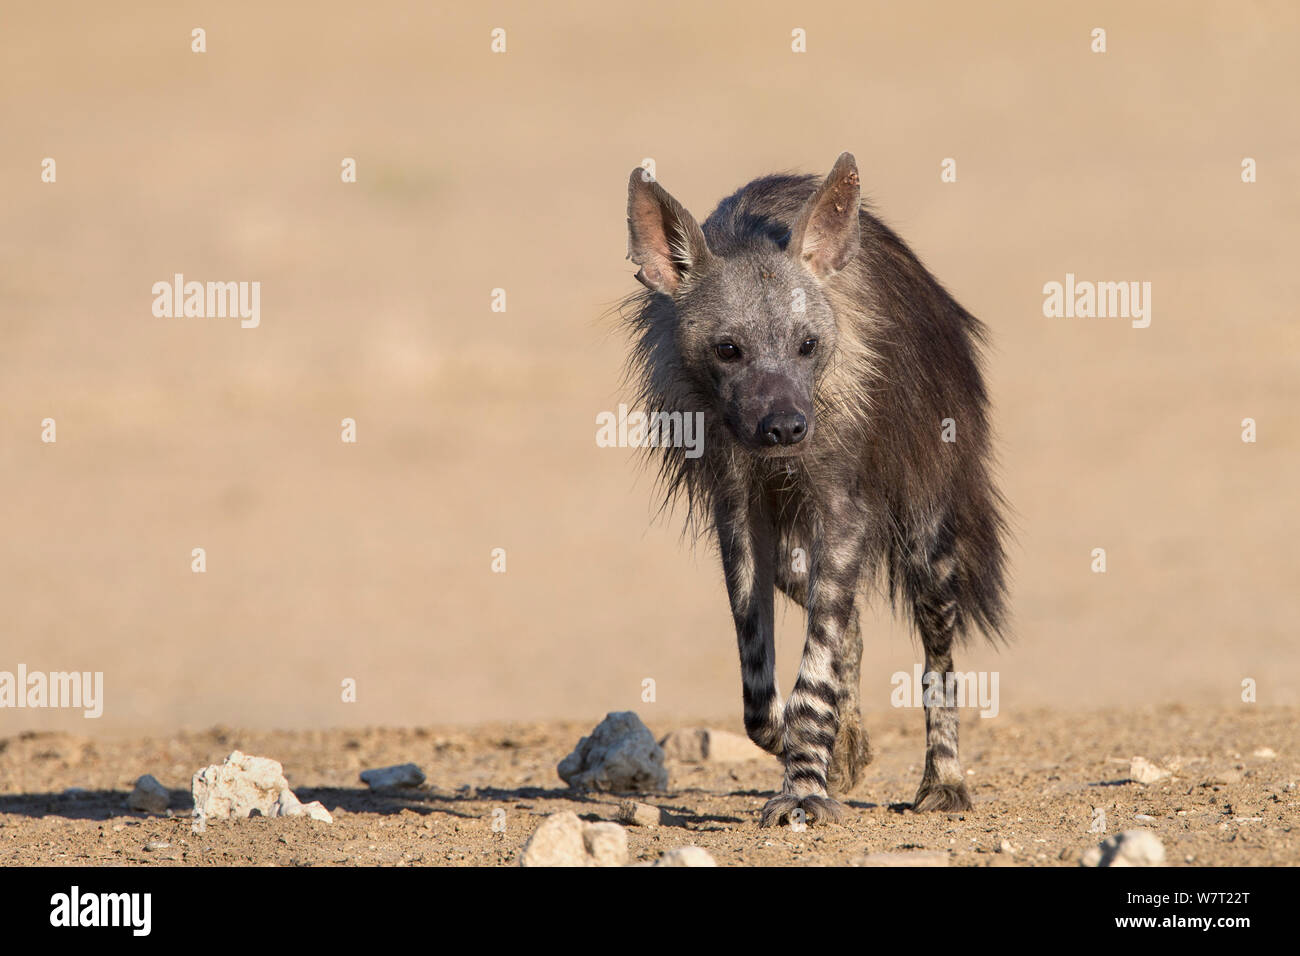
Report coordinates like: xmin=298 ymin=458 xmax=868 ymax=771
xmin=761 ymin=532 xmax=864 ymax=826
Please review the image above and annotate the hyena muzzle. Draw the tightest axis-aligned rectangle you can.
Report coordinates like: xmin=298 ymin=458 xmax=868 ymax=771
xmin=620 ymin=153 xmax=1009 ymax=827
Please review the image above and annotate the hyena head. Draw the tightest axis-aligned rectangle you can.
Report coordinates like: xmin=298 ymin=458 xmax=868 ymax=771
xmin=626 ymin=154 xmax=862 ymax=457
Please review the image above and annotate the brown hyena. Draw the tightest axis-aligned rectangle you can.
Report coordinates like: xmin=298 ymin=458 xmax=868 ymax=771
xmin=620 ymin=153 xmax=1009 ymax=826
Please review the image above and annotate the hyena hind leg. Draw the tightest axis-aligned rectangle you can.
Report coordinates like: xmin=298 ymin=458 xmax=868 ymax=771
xmin=913 ymin=661 xmax=973 ymax=812
xmin=776 ymin=565 xmax=872 ymax=797
xmin=826 ymin=607 xmax=872 ymax=796
xmin=910 ymin=523 xmax=973 ymax=813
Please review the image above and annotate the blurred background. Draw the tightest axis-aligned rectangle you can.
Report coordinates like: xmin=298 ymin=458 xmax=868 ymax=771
xmin=2 ymin=1 xmax=1296 ymax=733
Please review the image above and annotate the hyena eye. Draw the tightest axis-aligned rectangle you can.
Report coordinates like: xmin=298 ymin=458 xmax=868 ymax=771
xmin=799 ymin=337 xmax=818 ymax=356
xmin=714 ymin=342 xmax=741 ymax=362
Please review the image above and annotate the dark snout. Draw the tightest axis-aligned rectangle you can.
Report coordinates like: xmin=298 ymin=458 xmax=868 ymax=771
xmin=725 ymin=369 xmax=814 ymax=454
xmin=759 ymin=410 xmax=807 ymax=447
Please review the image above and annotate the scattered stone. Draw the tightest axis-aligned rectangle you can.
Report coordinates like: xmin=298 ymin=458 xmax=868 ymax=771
xmin=360 ymin=763 xmax=426 ymax=790
xmin=519 ymin=811 xmax=628 ymax=867
xmin=652 ymin=846 xmax=717 ymax=867
xmin=853 ymin=850 xmax=949 ymax=867
xmin=616 ymin=800 xmax=664 ymax=827
xmin=659 ymin=728 xmax=767 ymax=763
xmin=1134 ymin=813 xmax=1156 ymax=823
xmin=1129 ymin=757 xmax=1170 ymax=785
xmin=128 ymin=774 xmax=170 ymax=813
xmin=192 ymin=751 xmax=291 ymax=820
xmin=1081 ymin=829 xmax=1166 ymax=867
xmin=998 ymin=840 xmax=1014 ymax=854
xmin=558 ymin=712 xmax=668 ymax=792
xmin=144 ymin=841 xmax=169 ymax=852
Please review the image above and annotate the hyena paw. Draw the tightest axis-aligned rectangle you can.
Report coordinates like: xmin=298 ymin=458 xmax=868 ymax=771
xmin=827 ymin=720 xmax=873 ymax=796
xmin=759 ymin=793 xmax=846 ymax=828
xmin=912 ymin=781 xmax=972 ymax=813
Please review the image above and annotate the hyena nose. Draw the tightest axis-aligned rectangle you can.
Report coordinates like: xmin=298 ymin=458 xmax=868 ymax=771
xmin=760 ymin=411 xmax=808 ymax=446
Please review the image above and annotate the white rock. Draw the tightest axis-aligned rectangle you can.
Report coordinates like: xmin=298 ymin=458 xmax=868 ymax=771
xmin=129 ymin=774 xmax=171 ymax=813
xmin=299 ymin=801 xmax=334 ymax=823
xmin=1081 ymin=829 xmax=1166 ymax=867
xmin=583 ymin=822 xmax=629 ymax=867
xmin=1130 ymin=757 xmax=1170 ymax=785
xmin=270 ymin=789 xmax=332 ymax=824
xmin=359 ymin=763 xmax=426 ymax=789
xmin=652 ymin=846 xmax=717 ymax=867
xmin=558 ymin=712 xmax=668 ymax=792
xmin=192 ymin=751 xmax=290 ymax=820
xmin=274 ymin=789 xmax=303 ymax=816
xmin=520 ymin=812 xmax=588 ymax=867
xmin=1253 ymin=747 xmax=1277 ymax=759
xmin=519 ymin=811 xmax=627 ymax=867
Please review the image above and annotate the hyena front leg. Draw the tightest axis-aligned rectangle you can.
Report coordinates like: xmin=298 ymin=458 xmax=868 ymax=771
xmin=775 ymin=555 xmax=871 ymax=796
xmin=761 ymin=532 xmax=864 ymax=827
xmin=715 ymin=500 xmax=784 ymax=755
xmin=911 ymin=519 xmax=973 ymax=811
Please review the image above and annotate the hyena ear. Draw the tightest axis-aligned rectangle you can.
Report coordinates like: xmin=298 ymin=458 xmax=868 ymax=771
xmin=790 ymin=152 xmax=861 ymax=279
xmin=627 ymin=169 xmax=714 ymax=295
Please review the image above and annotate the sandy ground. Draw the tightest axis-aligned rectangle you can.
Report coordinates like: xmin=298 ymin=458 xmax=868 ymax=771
xmin=2 ymin=705 xmax=1295 ymax=866
xmin=1 ymin=2 xmax=1298 ymax=866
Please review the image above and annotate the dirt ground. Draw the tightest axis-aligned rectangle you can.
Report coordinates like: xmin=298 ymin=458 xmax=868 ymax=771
xmin=2 ymin=3 xmax=1298 ymax=867
xmin=2 ymin=705 xmax=1294 ymax=866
